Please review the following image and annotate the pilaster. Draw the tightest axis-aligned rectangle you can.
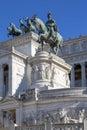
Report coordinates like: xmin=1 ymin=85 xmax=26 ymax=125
xmin=71 ymin=64 xmax=75 ymax=87
xmin=81 ymin=62 xmax=86 ymax=87
xmin=16 ymin=105 xmax=23 ymax=126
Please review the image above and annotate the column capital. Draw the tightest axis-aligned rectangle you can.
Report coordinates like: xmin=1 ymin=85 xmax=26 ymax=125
xmin=0 ymin=64 xmax=3 ymax=69
xmin=80 ymin=62 xmax=85 ymax=66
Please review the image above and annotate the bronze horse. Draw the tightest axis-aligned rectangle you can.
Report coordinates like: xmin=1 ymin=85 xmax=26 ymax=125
xmin=31 ymin=15 xmax=63 ymax=54
xmin=19 ymin=18 xmax=36 ymax=33
xmin=7 ymin=23 xmax=22 ymax=37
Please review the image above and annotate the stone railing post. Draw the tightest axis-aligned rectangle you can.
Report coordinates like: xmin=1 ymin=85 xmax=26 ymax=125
xmin=45 ymin=115 xmax=52 ymax=130
xmin=84 ymin=118 xmax=87 ymax=130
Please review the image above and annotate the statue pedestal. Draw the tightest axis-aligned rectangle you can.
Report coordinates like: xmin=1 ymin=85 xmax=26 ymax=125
xmin=28 ymin=51 xmax=71 ymax=90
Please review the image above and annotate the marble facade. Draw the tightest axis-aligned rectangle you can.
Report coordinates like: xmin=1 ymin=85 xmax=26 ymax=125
xmin=0 ymin=32 xmax=87 ymax=130
xmin=60 ymin=35 xmax=87 ymax=88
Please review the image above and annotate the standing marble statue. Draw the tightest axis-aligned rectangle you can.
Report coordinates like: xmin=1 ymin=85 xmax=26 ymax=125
xmin=78 ymin=109 xmax=85 ymax=123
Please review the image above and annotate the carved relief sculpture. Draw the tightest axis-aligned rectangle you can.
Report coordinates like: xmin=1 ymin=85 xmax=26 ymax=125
xmin=78 ymin=109 xmax=85 ymax=123
xmin=31 ymin=65 xmax=38 ymax=82
xmin=52 ymin=67 xmax=58 ymax=80
xmin=38 ymin=64 xmax=46 ymax=80
xmin=45 ymin=66 xmax=51 ymax=80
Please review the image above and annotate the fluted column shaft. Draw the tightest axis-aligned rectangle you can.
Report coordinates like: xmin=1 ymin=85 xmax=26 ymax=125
xmin=81 ymin=62 xmax=86 ymax=87
xmin=71 ymin=65 xmax=75 ymax=87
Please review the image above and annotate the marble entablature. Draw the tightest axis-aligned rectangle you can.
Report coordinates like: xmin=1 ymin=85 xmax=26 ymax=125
xmin=61 ymin=35 xmax=87 ymax=57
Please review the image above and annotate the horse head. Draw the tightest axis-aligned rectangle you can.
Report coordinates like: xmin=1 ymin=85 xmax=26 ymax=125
xmin=7 ymin=26 xmax=12 ymax=32
xmin=25 ymin=17 xmax=36 ymax=32
xmin=7 ymin=26 xmax=12 ymax=36
xmin=25 ymin=17 xmax=32 ymax=26
xmin=7 ymin=22 xmax=22 ymax=37
xmin=19 ymin=18 xmax=24 ymax=25
xmin=31 ymin=15 xmax=47 ymax=34
xmin=10 ymin=23 xmax=16 ymax=29
xmin=30 ymin=14 xmax=37 ymax=22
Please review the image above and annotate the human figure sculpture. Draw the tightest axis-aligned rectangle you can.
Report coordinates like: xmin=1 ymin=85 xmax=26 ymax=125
xmin=37 ymin=111 xmax=44 ymax=124
xmin=78 ymin=109 xmax=85 ymax=123
xmin=46 ymin=12 xmax=58 ymax=33
xmin=52 ymin=67 xmax=58 ymax=80
xmin=45 ymin=66 xmax=51 ymax=80
xmin=58 ymin=108 xmax=70 ymax=123
xmin=38 ymin=65 xmax=46 ymax=79
xmin=31 ymin=65 xmax=38 ymax=82
xmin=31 ymin=13 xmax=63 ymax=54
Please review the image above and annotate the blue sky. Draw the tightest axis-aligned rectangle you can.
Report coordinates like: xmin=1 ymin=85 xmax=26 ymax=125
xmin=0 ymin=0 xmax=87 ymax=42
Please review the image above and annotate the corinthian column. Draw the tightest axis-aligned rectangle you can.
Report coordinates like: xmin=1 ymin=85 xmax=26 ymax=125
xmin=81 ymin=62 xmax=86 ymax=87
xmin=71 ymin=64 xmax=75 ymax=87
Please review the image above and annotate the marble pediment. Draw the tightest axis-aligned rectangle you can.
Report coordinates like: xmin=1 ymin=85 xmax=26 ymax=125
xmin=0 ymin=95 xmax=19 ymax=105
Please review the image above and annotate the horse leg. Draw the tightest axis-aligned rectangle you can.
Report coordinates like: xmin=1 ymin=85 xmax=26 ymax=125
xmin=39 ymin=35 xmax=44 ymax=51
xmin=41 ymin=42 xmax=44 ymax=51
xmin=59 ymin=41 xmax=63 ymax=54
xmin=56 ymin=41 xmax=59 ymax=55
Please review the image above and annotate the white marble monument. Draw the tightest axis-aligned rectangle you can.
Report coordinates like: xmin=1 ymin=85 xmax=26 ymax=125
xmin=0 ymin=32 xmax=86 ymax=130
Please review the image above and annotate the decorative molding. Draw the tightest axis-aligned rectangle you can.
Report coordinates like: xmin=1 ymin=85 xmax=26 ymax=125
xmin=0 ymin=32 xmax=38 ymax=51
xmin=13 ymin=56 xmax=25 ymax=64
xmin=22 ymin=108 xmax=86 ymax=125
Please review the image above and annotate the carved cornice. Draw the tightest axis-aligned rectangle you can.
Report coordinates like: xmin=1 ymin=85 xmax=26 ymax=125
xmin=64 ymin=35 xmax=87 ymax=45
xmin=0 ymin=47 xmax=27 ymax=62
xmin=0 ymin=32 xmax=38 ymax=51
xmin=0 ymin=96 xmax=20 ymax=107
xmin=28 ymin=51 xmax=71 ymax=71
xmin=62 ymin=51 xmax=87 ymax=64
xmin=61 ymin=35 xmax=87 ymax=58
